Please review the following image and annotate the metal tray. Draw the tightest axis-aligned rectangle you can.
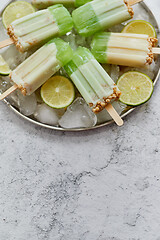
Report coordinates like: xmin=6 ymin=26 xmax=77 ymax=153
xmin=0 ymin=1 xmax=160 ymax=131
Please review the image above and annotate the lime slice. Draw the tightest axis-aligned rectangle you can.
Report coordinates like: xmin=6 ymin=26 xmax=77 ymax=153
xmin=117 ymin=71 xmax=153 ymax=106
xmin=0 ymin=55 xmax=11 ymax=76
xmin=122 ymin=20 xmax=157 ymax=38
xmin=2 ymin=1 xmax=35 ymax=29
xmin=41 ymin=76 xmax=75 ymax=108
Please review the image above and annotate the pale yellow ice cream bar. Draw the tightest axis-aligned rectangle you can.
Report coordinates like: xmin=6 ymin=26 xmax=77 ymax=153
xmin=10 ymin=38 xmax=73 ymax=95
xmin=64 ymin=47 xmax=121 ymax=113
xmin=7 ymin=4 xmax=73 ymax=52
xmin=91 ymin=32 xmax=158 ymax=67
xmin=72 ymin=0 xmax=133 ymax=37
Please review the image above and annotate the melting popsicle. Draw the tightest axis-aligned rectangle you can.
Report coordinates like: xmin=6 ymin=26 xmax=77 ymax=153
xmin=32 ymin=0 xmax=92 ymax=8
xmin=91 ymin=32 xmax=158 ymax=67
xmin=7 ymin=4 xmax=73 ymax=52
xmin=72 ymin=0 xmax=134 ymax=37
xmin=0 ymin=38 xmax=73 ymax=98
xmin=64 ymin=47 xmax=121 ymax=113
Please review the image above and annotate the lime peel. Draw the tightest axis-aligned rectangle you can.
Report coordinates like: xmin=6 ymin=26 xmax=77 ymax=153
xmin=41 ymin=76 xmax=75 ymax=109
xmin=0 ymin=55 xmax=11 ymax=76
xmin=2 ymin=1 xmax=35 ymax=29
xmin=117 ymin=71 xmax=154 ymax=106
xmin=122 ymin=20 xmax=157 ymax=38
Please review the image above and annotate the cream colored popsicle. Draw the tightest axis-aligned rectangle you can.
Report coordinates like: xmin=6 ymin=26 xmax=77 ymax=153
xmin=91 ymin=32 xmax=158 ymax=67
xmin=72 ymin=0 xmax=133 ymax=37
xmin=64 ymin=47 xmax=121 ymax=113
xmin=9 ymin=38 xmax=73 ymax=96
xmin=7 ymin=4 xmax=73 ymax=52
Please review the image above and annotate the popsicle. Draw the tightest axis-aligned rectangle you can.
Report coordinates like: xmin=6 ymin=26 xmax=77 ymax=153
xmin=32 ymin=0 xmax=92 ymax=9
xmin=72 ymin=0 xmax=134 ymax=37
xmin=64 ymin=47 xmax=121 ymax=114
xmin=3 ymin=4 xmax=73 ymax=52
xmin=0 ymin=38 xmax=73 ymax=99
xmin=91 ymin=32 xmax=158 ymax=67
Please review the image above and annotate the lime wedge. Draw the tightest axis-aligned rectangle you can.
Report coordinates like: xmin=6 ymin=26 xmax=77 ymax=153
xmin=41 ymin=76 xmax=75 ymax=109
xmin=122 ymin=20 xmax=157 ymax=38
xmin=117 ymin=71 xmax=153 ymax=106
xmin=2 ymin=1 xmax=35 ymax=29
xmin=0 ymin=55 xmax=11 ymax=76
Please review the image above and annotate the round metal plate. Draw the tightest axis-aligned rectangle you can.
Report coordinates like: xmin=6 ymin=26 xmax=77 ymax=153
xmin=0 ymin=1 xmax=160 ymax=131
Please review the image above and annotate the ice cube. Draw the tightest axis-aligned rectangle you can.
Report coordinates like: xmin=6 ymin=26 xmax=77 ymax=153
xmin=110 ymin=65 xmax=120 ymax=83
xmin=62 ymin=31 xmax=77 ymax=51
xmin=59 ymin=67 xmax=71 ymax=79
xmin=17 ymin=92 xmax=37 ymax=116
xmin=0 ymin=21 xmax=8 ymax=42
xmin=97 ymin=101 xmax=127 ymax=124
xmin=6 ymin=91 xmax=19 ymax=108
xmin=1 ymin=45 xmax=31 ymax=70
xmin=75 ymin=32 xmax=87 ymax=48
xmin=34 ymin=103 xmax=65 ymax=125
xmin=108 ymin=23 xmax=124 ymax=32
xmin=59 ymin=97 xmax=97 ymax=129
xmin=101 ymin=64 xmax=111 ymax=75
xmin=149 ymin=60 xmax=160 ymax=78
xmin=0 ymin=76 xmax=12 ymax=93
xmin=35 ymin=88 xmax=43 ymax=103
xmin=121 ymin=62 xmax=156 ymax=80
xmin=133 ymin=4 xmax=151 ymax=22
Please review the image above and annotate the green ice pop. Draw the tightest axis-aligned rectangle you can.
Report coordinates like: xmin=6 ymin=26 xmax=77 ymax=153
xmin=72 ymin=0 xmax=133 ymax=37
xmin=64 ymin=47 xmax=121 ymax=113
xmin=7 ymin=4 xmax=73 ymax=52
xmin=91 ymin=32 xmax=156 ymax=67
xmin=10 ymin=38 xmax=73 ymax=95
xmin=32 ymin=0 xmax=92 ymax=8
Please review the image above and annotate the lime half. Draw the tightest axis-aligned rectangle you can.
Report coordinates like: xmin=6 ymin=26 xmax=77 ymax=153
xmin=122 ymin=20 xmax=157 ymax=38
xmin=117 ymin=71 xmax=154 ymax=106
xmin=2 ymin=1 xmax=35 ymax=29
xmin=41 ymin=76 xmax=75 ymax=109
xmin=0 ymin=55 xmax=11 ymax=76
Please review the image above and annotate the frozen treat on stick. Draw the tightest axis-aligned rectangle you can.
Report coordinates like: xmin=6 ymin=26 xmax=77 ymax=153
xmin=32 ymin=0 xmax=92 ymax=8
xmin=72 ymin=0 xmax=136 ymax=37
xmin=91 ymin=32 xmax=158 ymax=67
xmin=0 ymin=38 xmax=73 ymax=99
xmin=0 ymin=4 xmax=73 ymax=52
xmin=64 ymin=47 xmax=123 ymax=126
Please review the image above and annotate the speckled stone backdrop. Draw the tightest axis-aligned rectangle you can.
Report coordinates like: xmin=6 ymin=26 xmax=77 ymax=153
xmin=0 ymin=0 xmax=160 ymax=239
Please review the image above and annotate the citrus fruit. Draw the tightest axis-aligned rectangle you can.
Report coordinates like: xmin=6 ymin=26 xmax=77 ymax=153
xmin=117 ymin=71 xmax=154 ymax=106
xmin=0 ymin=55 xmax=11 ymax=76
xmin=41 ymin=76 xmax=75 ymax=108
xmin=2 ymin=1 xmax=35 ymax=29
xmin=122 ymin=20 xmax=157 ymax=38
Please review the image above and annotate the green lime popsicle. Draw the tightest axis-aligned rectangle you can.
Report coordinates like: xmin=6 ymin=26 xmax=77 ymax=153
xmin=10 ymin=38 xmax=73 ymax=96
xmin=64 ymin=47 xmax=121 ymax=113
xmin=32 ymin=0 xmax=92 ymax=8
xmin=72 ymin=0 xmax=133 ymax=37
xmin=91 ymin=32 xmax=156 ymax=67
xmin=8 ymin=4 xmax=73 ymax=52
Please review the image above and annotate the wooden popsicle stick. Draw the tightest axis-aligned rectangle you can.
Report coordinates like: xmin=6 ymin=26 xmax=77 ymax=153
xmin=0 ymin=38 xmax=14 ymax=49
xmin=0 ymin=84 xmax=18 ymax=101
xmin=129 ymin=0 xmax=143 ymax=6
xmin=105 ymin=103 xmax=124 ymax=126
xmin=153 ymin=48 xmax=160 ymax=54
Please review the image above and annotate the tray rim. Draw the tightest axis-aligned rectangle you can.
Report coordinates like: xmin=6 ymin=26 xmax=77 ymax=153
xmin=1 ymin=1 xmax=160 ymax=132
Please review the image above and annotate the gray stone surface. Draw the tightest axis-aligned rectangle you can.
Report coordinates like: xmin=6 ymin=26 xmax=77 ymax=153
xmin=1 ymin=81 xmax=160 ymax=239
xmin=0 ymin=0 xmax=160 ymax=239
